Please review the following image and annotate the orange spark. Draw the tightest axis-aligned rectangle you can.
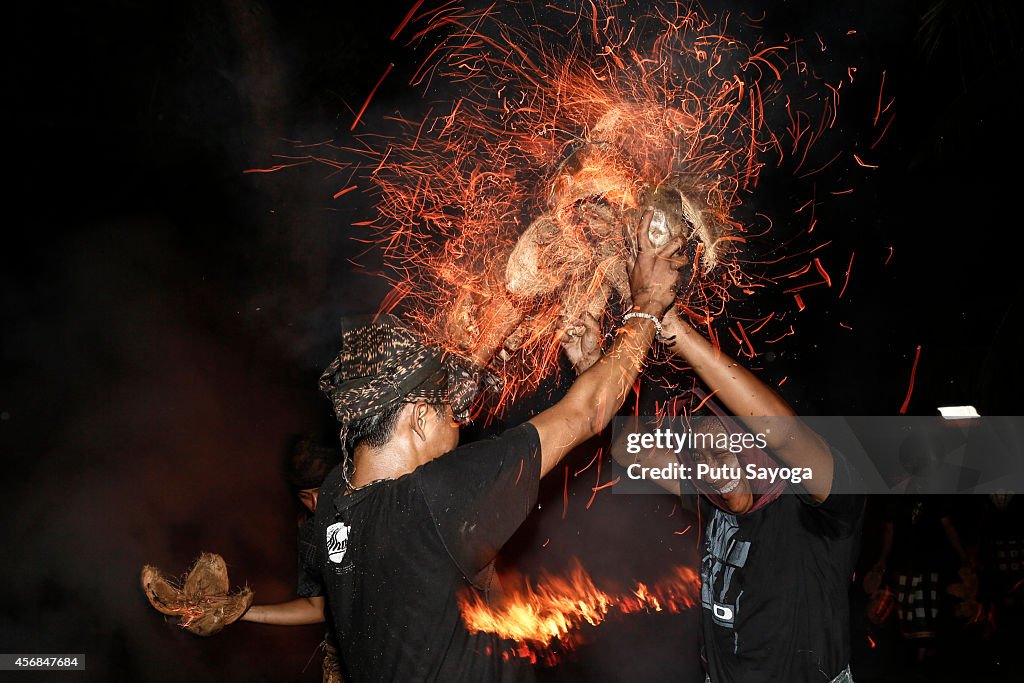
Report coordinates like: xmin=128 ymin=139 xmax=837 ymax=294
xmin=242 ymin=160 xmax=311 ymax=173
xmin=391 ymin=0 xmax=426 ymax=41
xmin=871 ymin=111 xmax=895 ymax=150
xmin=873 ymin=70 xmax=887 ymax=126
xmin=351 ymin=63 xmax=395 ymax=131
xmin=813 ymin=257 xmax=832 ymax=287
xmin=585 ymin=450 xmax=604 ymax=510
xmin=737 ymin=321 xmax=756 ymax=357
xmin=332 ymin=184 xmax=358 ymax=199
xmin=838 ymin=251 xmax=855 ymax=299
xmin=899 ymin=345 xmax=922 ymax=414
xmin=591 ymin=476 xmax=620 ymax=493
xmin=853 ymin=153 xmax=878 ymax=168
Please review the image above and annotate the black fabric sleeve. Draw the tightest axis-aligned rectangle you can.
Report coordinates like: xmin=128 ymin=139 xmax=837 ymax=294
xmin=798 ymin=446 xmax=865 ymax=537
xmin=415 ymin=423 xmax=542 ymax=582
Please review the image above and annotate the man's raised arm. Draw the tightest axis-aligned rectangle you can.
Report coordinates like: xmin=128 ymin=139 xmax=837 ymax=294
xmin=660 ymin=308 xmax=836 ymax=501
xmin=529 ymin=209 xmax=685 ymax=477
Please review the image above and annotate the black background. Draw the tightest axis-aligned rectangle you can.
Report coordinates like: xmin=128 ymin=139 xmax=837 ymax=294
xmin=3 ymin=0 xmax=1022 ymax=681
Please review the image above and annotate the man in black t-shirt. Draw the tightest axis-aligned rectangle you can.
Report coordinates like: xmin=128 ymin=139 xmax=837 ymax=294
xmin=240 ymin=436 xmax=343 ymax=682
xmin=314 ymin=210 xmax=686 ymax=682
xmin=242 ymin=436 xmax=336 ymax=627
xmin=609 ymin=307 xmax=865 ymax=683
xmin=690 ymin=449 xmax=862 ymax=683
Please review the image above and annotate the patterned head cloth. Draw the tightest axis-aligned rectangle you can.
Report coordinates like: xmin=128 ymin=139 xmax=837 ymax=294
xmin=668 ymin=388 xmax=787 ymax=514
xmin=319 ymin=314 xmax=482 ymax=478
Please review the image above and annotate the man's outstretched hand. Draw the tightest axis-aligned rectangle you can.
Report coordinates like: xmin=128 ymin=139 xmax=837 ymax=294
xmin=141 ymin=552 xmax=253 ymax=636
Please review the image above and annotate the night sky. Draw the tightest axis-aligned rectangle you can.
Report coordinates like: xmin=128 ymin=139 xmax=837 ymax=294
xmin=3 ymin=1 xmax=1023 ymax=681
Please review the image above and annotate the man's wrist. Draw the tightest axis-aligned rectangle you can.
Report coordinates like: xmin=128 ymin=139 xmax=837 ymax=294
xmin=622 ymin=310 xmax=663 ymax=338
xmin=630 ymin=298 xmax=665 ymax=317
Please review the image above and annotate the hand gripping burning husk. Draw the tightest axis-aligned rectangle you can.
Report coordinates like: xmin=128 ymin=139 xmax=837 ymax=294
xmin=140 ymin=552 xmax=253 ymax=636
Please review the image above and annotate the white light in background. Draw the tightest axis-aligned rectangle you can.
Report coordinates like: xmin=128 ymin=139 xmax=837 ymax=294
xmin=938 ymin=406 xmax=980 ymax=419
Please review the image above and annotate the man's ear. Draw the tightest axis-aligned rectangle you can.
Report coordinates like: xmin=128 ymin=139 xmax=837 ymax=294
xmin=410 ymin=401 xmax=430 ymax=442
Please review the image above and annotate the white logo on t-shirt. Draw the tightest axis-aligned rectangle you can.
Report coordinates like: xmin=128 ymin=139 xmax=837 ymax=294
xmin=713 ymin=603 xmax=734 ymax=623
xmin=326 ymin=521 xmax=350 ymax=564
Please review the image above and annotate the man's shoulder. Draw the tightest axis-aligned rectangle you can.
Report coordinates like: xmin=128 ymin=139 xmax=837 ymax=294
xmin=450 ymin=422 xmax=540 ymax=456
xmin=415 ymin=422 xmax=541 ymax=479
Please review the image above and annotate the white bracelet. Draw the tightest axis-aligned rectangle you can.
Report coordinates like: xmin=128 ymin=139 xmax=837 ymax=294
xmin=622 ymin=311 xmax=663 ymax=339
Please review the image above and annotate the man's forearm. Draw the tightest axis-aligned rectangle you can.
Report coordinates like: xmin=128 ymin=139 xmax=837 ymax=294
xmin=240 ymin=596 xmax=325 ymax=626
xmin=570 ymin=318 xmax=657 ymax=431
xmin=661 ymin=310 xmax=835 ymax=499
xmin=662 ymin=310 xmax=794 ymax=421
xmin=532 ymin=317 xmax=657 ymax=476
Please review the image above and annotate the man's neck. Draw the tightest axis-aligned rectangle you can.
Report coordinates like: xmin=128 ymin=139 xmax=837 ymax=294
xmin=351 ymin=444 xmax=422 ymax=488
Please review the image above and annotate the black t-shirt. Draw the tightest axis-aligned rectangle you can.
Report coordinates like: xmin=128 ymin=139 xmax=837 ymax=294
xmin=694 ymin=450 xmax=864 ymax=683
xmin=297 ymin=515 xmax=339 ymax=644
xmin=315 ymin=423 xmax=541 ymax=683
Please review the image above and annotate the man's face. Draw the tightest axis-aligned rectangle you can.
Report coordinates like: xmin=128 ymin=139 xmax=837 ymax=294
xmin=297 ymin=488 xmax=319 ymax=514
xmin=689 ymin=418 xmax=754 ymax=515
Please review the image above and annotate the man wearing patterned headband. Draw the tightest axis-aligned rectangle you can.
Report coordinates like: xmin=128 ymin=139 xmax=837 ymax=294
xmin=314 ymin=210 xmax=685 ymax=682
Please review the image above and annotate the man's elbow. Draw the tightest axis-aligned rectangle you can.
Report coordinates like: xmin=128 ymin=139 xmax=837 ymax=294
xmin=562 ymin=404 xmax=599 ymax=443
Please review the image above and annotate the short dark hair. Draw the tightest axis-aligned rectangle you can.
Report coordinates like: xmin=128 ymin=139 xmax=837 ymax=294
xmin=345 ymin=402 xmax=405 ymax=454
xmin=284 ymin=435 xmax=340 ymax=491
xmin=344 ymin=401 xmax=450 ymax=455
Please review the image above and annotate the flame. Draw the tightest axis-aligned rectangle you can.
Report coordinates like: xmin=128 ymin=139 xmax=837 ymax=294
xmin=458 ymin=559 xmax=700 ymax=659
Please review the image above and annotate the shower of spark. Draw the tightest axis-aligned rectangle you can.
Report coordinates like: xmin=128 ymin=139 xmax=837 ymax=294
xmin=254 ymin=1 xmax=876 ymax=413
xmin=370 ymin=3 xmax=776 ymax=408
xmin=458 ymin=559 xmax=700 ymax=664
